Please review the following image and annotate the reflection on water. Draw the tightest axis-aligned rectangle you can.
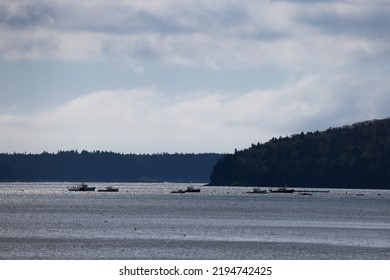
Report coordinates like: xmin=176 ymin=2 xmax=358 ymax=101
xmin=0 ymin=183 xmax=389 ymax=259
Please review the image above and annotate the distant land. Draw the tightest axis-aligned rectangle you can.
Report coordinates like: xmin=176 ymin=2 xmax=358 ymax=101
xmin=0 ymin=152 xmax=223 ymax=183
xmin=209 ymin=118 xmax=390 ymax=189
xmin=1 ymin=118 xmax=389 ymax=189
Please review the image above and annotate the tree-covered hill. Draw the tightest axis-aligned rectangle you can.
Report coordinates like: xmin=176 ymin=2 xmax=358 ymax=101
xmin=209 ymin=118 xmax=390 ymax=189
xmin=0 ymin=151 xmax=223 ymax=183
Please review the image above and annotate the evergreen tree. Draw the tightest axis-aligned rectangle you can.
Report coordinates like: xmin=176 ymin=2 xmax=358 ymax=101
xmin=209 ymin=118 xmax=390 ymax=189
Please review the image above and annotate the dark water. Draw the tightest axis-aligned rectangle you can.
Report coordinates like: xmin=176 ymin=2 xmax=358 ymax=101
xmin=0 ymin=183 xmax=389 ymax=259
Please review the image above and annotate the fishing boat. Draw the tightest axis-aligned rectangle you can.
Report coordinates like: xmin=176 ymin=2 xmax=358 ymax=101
xmin=270 ymin=187 xmax=294 ymax=193
xmin=171 ymin=189 xmax=186 ymax=193
xmin=98 ymin=186 xmax=119 ymax=192
xmin=247 ymin=187 xmax=267 ymax=194
xmin=68 ymin=183 xmax=95 ymax=192
xmin=298 ymin=192 xmax=312 ymax=196
xmin=185 ymin=186 xmax=201 ymax=192
xmin=171 ymin=185 xmax=201 ymax=193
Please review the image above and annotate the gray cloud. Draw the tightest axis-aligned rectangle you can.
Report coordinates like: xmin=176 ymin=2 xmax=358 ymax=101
xmin=0 ymin=0 xmax=388 ymax=153
xmin=0 ymin=1 xmax=388 ymax=72
xmin=1 ymin=1 xmax=388 ymax=67
xmin=0 ymin=1 xmax=249 ymax=35
xmin=272 ymin=0 xmax=340 ymax=3
xmin=299 ymin=6 xmax=390 ymax=40
xmin=0 ymin=2 xmax=186 ymax=34
xmin=0 ymin=2 xmax=57 ymax=29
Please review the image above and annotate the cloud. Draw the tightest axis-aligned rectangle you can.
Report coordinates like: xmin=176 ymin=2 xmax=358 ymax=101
xmin=1 ymin=70 xmax=388 ymax=153
xmin=0 ymin=0 xmax=388 ymax=154
xmin=1 ymin=0 xmax=387 ymax=69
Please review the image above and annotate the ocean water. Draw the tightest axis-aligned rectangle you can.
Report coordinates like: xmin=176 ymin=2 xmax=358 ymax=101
xmin=0 ymin=182 xmax=389 ymax=260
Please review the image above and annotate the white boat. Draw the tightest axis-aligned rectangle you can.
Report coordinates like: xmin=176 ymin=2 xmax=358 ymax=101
xmin=185 ymin=186 xmax=201 ymax=192
xmin=68 ymin=183 xmax=95 ymax=192
xmin=247 ymin=187 xmax=267 ymax=194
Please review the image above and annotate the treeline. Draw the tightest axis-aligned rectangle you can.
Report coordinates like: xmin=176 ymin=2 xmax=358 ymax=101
xmin=0 ymin=151 xmax=223 ymax=183
xmin=209 ymin=118 xmax=390 ymax=189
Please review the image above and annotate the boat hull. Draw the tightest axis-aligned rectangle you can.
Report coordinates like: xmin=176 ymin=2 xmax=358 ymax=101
xmin=247 ymin=187 xmax=267 ymax=194
xmin=98 ymin=188 xmax=119 ymax=192
xmin=68 ymin=183 xmax=95 ymax=192
xmin=247 ymin=191 xmax=267 ymax=194
xmin=171 ymin=190 xmax=186 ymax=193
xmin=185 ymin=189 xmax=201 ymax=192
xmin=270 ymin=187 xmax=294 ymax=193
xmin=270 ymin=190 xmax=294 ymax=193
xmin=68 ymin=187 xmax=95 ymax=191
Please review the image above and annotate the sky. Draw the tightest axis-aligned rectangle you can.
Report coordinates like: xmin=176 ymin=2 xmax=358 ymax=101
xmin=0 ymin=0 xmax=389 ymax=154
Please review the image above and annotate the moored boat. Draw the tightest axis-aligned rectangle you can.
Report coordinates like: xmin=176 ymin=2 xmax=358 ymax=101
xmin=171 ymin=185 xmax=201 ymax=193
xmin=171 ymin=189 xmax=186 ymax=193
xmin=247 ymin=187 xmax=267 ymax=194
xmin=185 ymin=186 xmax=201 ymax=192
xmin=270 ymin=187 xmax=294 ymax=193
xmin=299 ymin=192 xmax=312 ymax=196
xmin=98 ymin=186 xmax=119 ymax=192
xmin=68 ymin=183 xmax=95 ymax=192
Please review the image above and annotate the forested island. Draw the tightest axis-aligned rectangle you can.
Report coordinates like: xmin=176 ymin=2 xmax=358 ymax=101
xmin=209 ymin=118 xmax=390 ymax=189
xmin=0 ymin=151 xmax=223 ymax=183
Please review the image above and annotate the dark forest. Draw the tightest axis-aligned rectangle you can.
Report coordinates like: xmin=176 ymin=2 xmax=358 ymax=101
xmin=0 ymin=151 xmax=223 ymax=183
xmin=1 ymin=118 xmax=389 ymax=188
xmin=209 ymin=118 xmax=390 ymax=189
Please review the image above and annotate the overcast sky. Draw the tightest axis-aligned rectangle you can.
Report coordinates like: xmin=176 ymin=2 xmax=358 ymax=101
xmin=1 ymin=0 xmax=389 ymax=154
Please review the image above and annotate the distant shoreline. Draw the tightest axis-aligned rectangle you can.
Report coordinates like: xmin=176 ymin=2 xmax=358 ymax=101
xmin=0 ymin=181 xmax=388 ymax=190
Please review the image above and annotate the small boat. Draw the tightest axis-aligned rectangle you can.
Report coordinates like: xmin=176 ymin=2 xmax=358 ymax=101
xmin=171 ymin=189 xmax=186 ymax=193
xmin=171 ymin=186 xmax=201 ymax=193
xmin=68 ymin=183 xmax=95 ymax=192
xmin=299 ymin=192 xmax=312 ymax=196
xmin=247 ymin=187 xmax=267 ymax=194
xmin=295 ymin=190 xmax=329 ymax=193
xmin=270 ymin=187 xmax=294 ymax=193
xmin=185 ymin=186 xmax=201 ymax=192
xmin=98 ymin=186 xmax=119 ymax=192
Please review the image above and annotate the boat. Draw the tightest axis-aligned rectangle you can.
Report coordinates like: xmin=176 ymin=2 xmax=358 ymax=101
xmin=171 ymin=186 xmax=201 ymax=193
xmin=299 ymin=192 xmax=312 ymax=196
xmin=295 ymin=190 xmax=329 ymax=193
xmin=270 ymin=187 xmax=294 ymax=193
xmin=98 ymin=186 xmax=119 ymax=192
xmin=171 ymin=189 xmax=186 ymax=193
xmin=247 ymin=187 xmax=267 ymax=194
xmin=68 ymin=183 xmax=95 ymax=192
xmin=185 ymin=186 xmax=201 ymax=192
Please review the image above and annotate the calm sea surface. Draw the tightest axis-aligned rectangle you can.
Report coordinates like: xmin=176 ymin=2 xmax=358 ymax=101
xmin=0 ymin=182 xmax=389 ymax=260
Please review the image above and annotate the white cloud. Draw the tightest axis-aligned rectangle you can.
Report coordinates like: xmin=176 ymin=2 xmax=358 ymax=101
xmin=1 ymin=70 xmax=388 ymax=153
xmin=0 ymin=0 xmax=388 ymax=153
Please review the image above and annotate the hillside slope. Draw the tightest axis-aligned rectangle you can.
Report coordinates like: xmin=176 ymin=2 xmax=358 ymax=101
xmin=209 ymin=118 xmax=390 ymax=189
